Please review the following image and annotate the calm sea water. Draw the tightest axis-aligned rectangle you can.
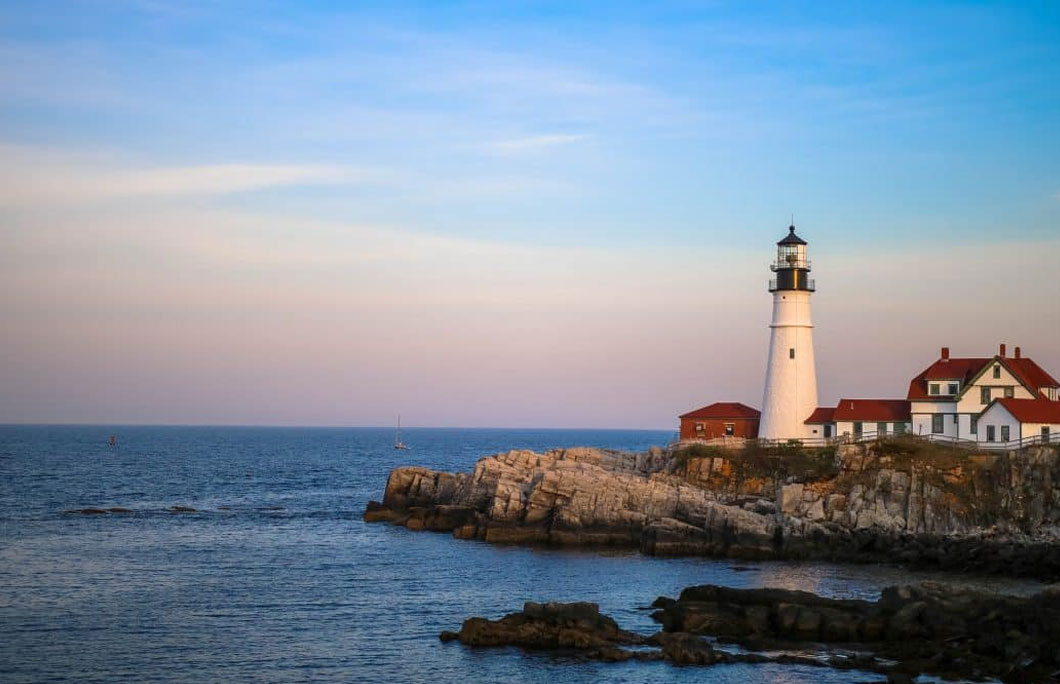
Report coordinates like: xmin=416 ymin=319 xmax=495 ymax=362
xmin=0 ymin=425 xmax=1042 ymax=683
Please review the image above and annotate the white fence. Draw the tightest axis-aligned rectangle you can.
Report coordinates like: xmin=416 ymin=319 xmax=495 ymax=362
xmin=675 ymin=431 xmax=1060 ymax=452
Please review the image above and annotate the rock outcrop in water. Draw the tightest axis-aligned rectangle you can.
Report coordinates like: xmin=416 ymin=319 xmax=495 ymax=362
xmin=440 ymin=601 xmax=649 ymax=662
xmin=650 ymin=582 xmax=1060 ymax=682
xmin=441 ymin=584 xmax=1060 ymax=682
xmin=365 ymin=440 xmax=1060 ymax=579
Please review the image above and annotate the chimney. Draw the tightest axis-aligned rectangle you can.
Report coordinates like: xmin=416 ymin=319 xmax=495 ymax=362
xmin=1015 ymin=346 xmax=1021 ymax=359
xmin=1000 ymin=343 xmax=1007 ymax=358
xmin=941 ymin=347 xmax=950 ymax=360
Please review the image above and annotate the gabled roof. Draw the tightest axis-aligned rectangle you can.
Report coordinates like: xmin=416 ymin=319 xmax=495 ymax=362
xmin=993 ymin=397 xmax=1060 ymax=424
xmin=680 ymin=402 xmax=761 ymax=420
xmin=923 ymin=358 xmax=992 ymax=381
xmin=832 ymin=399 xmax=911 ymax=422
xmin=908 ymin=358 xmax=992 ymax=400
xmin=1004 ymin=357 xmax=1060 ymax=396
xmin=804 ymin=407 xmax=835 ymax=424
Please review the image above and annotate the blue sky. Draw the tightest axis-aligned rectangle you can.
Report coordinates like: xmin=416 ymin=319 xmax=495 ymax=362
xmin=2 ymin=1 xmax=1059 ymax=426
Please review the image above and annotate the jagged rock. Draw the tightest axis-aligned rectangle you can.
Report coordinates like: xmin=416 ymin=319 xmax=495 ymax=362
xmin=366 ymin=442 xmax=1060 ymax=580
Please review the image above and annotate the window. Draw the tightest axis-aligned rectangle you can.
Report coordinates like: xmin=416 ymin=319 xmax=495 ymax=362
xmin=931 ymin=414 xmax=944 ymax=434
xmin=695 ymin=422 xmax=704 ymax=432
xmin=986 ymin=425 xmax=996 ymax=442
xmin=929 ymin=384 xmax=940 ymax=396
xmin=948 ymin=383 xmax=959 ymax=395
xmin=953 ymin=414 xmax=959 ymax=424
xmin=1001 ymin=425 xmax=1010 ymax=442
xmin=981 ymin=387 xmax=991 ymax=405
xmin=1004 ymin=387 xmax=1014 ymax=398
xmin=970 ymin=416 xmax=978 ymax=435
xmin=724 ymin=423 xmax=734 ymax=436
xmin=993 ymin=365 xmax=1001 ymax=379
xmin=789 ymin=348 xmax=795 ymax=359
xmin=877 ymin=422 xmax=887 ymax=435
xmin=1042 ymin=426 xmax=1051 ymax=441
xmin=894 ymin=423 xmax=907 ymax=434
xmin=853 ymin=422 xmax=863 ymax=437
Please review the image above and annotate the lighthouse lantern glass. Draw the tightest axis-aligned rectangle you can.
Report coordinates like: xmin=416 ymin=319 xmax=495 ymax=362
xmin=776 ymin=244 xmax=807 ymax=270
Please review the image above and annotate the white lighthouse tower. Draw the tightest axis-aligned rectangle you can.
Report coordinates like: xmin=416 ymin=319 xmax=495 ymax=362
xmin=759 ymin=225 xmax=819 ymax=441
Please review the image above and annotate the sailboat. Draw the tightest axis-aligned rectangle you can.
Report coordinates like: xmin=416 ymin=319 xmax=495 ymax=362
xmin=393 ymin=415 xmax=410 ymax=450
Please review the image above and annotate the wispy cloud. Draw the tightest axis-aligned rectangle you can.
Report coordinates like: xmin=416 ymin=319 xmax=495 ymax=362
xmin=0 ymin=145 xmax=377 ymax=206
xmin=487 ymin=133 xmax=589 ymax=155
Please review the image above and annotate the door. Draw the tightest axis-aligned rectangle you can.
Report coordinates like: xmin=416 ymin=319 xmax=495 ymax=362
xmin=1043 ymin=426 xmax=1051 ymax=443
xmin=824 ymin=425 xmax=833 ymax=439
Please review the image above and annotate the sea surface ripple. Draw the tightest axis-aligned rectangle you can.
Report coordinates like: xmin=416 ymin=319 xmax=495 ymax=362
xmin=0 ymin=426 xmax=1042 ymax=683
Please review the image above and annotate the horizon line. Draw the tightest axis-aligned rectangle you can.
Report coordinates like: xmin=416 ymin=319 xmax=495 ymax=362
xmin=0 ymin=421 xmax=677 ymax=432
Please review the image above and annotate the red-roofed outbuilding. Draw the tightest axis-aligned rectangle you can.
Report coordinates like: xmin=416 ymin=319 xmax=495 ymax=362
xmin=679 ymin=402 xmax=760 ymax=441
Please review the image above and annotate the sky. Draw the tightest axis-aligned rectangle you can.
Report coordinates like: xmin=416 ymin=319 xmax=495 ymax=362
xmin=1 ymin=1 xmax=1059 ymax=428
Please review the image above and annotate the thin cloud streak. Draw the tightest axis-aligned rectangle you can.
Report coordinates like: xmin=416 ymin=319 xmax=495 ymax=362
xmin=487 ymin=134 xmax=590 ymax=155
xmin=0 ymin=146 xmax=377 ymax=206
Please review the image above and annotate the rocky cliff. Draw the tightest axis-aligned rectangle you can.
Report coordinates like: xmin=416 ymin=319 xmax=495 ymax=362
xmin=365 ymin=439 xmax=1060 ymax=579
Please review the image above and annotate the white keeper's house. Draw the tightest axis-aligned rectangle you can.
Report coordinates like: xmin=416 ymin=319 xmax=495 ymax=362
xmin=906 ymin=344 xmax=1060 ymax=443
xmin=797 ymin=345 xmax=1060 ymax=446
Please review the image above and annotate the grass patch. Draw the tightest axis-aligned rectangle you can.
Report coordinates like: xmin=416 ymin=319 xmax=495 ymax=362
xmin=672 ymin=441 xmax=839 ymax=483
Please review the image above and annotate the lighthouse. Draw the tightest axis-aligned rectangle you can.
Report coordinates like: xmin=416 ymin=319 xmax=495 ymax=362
xmin=759 ymin=225 xmax=819 ymax=440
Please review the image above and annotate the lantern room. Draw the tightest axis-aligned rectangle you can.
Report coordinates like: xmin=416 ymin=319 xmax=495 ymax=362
xmin=769 ymin=225 xmax=815 ymax=292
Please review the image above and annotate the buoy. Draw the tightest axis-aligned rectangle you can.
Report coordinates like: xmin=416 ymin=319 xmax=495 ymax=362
xmin=109 ymin=435 xmax=116 ymax=447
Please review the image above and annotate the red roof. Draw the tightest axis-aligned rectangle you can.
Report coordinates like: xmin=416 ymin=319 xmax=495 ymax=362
xmin=832 ymin=399 xmax=911 ymax=422
xmin=804 ymin=407 xmax=835 ymax=424
xmin=908 ymin=358 xmax=991 ymax=400
xmin=994 ymin=398 xmax=1060 ymax=423
xmin=680 ymin=402 xmax=760 ymax=420
xmin=1004 ymin=357 xmax=1060 ymax=396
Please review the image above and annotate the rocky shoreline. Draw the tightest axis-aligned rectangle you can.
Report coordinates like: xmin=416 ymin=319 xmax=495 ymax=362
xmin=440 ymin=582 xmax=1060 ymax=682
xmin=365 ymin=439 xmax=1060 ymax=580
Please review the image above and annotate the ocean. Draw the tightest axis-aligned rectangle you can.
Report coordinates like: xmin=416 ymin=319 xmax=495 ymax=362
xmin=0 ymin=425 xmax=1042 ymax=683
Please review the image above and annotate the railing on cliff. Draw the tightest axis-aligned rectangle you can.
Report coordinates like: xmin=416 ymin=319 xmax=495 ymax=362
xmin=672 ymin=431 xmax=1060 ymax=452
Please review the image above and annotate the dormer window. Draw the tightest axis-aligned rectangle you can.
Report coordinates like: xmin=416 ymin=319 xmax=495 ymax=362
xmin=929 ymin=384 xmax=940 ymax=396
xmin=947 ymin=383 xmax=959 ymax=395
xmin=993 ymin=366 xmax=1001 ymax=379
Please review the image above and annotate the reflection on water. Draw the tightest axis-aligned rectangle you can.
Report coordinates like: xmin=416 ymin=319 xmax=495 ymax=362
xmin=0 ymin=426 xmax=1042 ymax=683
